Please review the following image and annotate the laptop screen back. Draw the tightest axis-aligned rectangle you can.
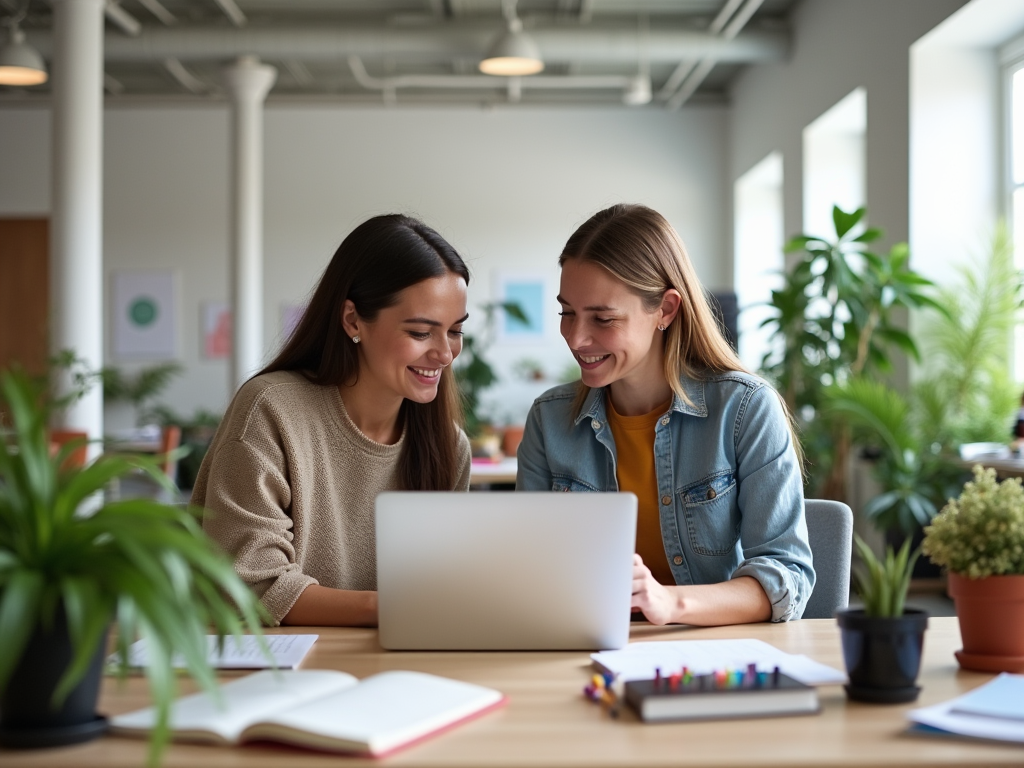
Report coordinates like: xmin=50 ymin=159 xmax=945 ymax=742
xmin=375 ymin=492 xmax=637 ymax=651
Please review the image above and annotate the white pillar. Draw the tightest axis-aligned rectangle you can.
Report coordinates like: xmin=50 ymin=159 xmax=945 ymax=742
xmin=50 ymin=0 xmax=106 ymax=454
xmin=223 ymin=56 xmax=276 ymax=392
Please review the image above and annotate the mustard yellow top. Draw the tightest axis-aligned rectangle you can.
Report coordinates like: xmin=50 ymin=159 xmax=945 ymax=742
xmin=606 ymin=394 xmax=674 ymax=586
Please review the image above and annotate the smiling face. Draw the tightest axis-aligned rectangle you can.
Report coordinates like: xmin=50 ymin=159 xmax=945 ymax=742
xmin=344 ymin=272 xmax=468 ymax=406
xmin=558 ymin=259 xmax=676 ymax=396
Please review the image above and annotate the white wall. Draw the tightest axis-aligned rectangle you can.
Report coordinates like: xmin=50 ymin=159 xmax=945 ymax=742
xmin=0 ymin=103 xmax=728 ymax=425
xmin=729 ymin=0 xmax=969 ymax=257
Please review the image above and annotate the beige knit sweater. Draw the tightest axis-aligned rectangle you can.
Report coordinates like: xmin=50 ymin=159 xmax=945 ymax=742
xmin=193 ymin=370 xmax=471 ymax=625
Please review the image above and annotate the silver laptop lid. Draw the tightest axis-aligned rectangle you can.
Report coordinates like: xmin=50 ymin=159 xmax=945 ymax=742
xmin=376 ymin=492 xmax=637 ymax=651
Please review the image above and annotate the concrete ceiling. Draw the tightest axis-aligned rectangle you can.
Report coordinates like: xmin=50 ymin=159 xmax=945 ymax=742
xmin=1 ymin=0 xmax=797 ymax=106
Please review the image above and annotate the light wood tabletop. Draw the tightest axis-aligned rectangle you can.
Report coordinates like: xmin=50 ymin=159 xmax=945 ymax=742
xmin=4 ymin=617 xmax=1022 ymax=767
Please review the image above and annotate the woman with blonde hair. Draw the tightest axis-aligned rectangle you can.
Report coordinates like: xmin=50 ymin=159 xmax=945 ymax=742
xmin=517 ymin=204 xmax=814 ymax=626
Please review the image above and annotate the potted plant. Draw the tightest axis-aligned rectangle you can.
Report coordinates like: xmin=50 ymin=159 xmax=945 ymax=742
xmin=0 ymin=368 xmax=267 ymax=764
xmin=455 ymin=300 xmax=527 ymax=456
xmin=759 ymin=205 xmax=943 ymax=502
xmin=836 ymin=535 xmax=928 ymax=703
xmin=922 ymin=465 xmax=1024 ymax=673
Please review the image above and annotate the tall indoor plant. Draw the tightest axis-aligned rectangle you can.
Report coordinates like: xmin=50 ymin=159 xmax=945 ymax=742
xmin=922 ymin=466 xmax=1024 ymax=673
xmin=0 ymin=368 xmax=267 ymax=763
xmin=759 ymin=205 xmax=942 ymax=502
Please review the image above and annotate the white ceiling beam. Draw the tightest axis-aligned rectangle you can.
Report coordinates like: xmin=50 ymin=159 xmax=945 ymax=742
xmin=105 ymin=0 xmax=141 ymax=36
xmin=164 ymin=57 xmax=207 ymax=93
xmin=137 ymin=0 xmax=177 ymax=26
xmin=212 ymin=0 xmax=246 ymax=27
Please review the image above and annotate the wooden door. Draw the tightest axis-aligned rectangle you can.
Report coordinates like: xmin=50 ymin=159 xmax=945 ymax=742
xmin=0 ymin=219 xmax=49 ymax=375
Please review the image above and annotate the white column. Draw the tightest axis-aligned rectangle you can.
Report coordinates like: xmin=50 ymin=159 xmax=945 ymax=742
xmin=50 ymin=0 xmax=106 ymax=454
xmin=223 ymin=56 xmax=276 ymax=392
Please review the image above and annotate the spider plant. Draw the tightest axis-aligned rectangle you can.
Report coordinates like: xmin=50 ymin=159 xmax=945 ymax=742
xmin=852 ymin=534 xmax=920 ymax=618
xmin=0 ymin=367 xmax=268 ymax=765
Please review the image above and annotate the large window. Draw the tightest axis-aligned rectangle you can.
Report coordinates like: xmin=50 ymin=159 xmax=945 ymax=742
xmin=1010 ymin=44 xmax=1024 ymax=268
xmin=1004 ymin=35 xmax=1024 ymax=380
xmin=802 ymin=88 xmax=866 ymax=236
xmin=734 ymin=152 xmax=784 ymax=371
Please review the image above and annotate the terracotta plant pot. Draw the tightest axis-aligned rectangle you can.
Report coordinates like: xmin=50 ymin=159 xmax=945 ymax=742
xmin=948 ymin=571 xmax=1024 ymax=673
xmin=501 ymin=425 xmax=525 ymax=458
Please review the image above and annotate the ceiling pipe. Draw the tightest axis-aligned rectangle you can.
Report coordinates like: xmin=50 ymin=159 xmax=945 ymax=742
xmin=164 ymin=56 xmax=207 ymax=93
xmin=348 ymin=55 xmax=633 ymax=93
xmin=104 ymin=0 xmax=141 ymax=36
xmin=212 ymin=0 xmax=246 ymax=28
xmin=666 ymin=0 xmax=765 ymax=110
xmin=137 ymin=0 xmax=176 ymax=26
xmin=657 ymin=0 xmax=743 ymax=101
xmin=28 ymin=23 xmax=786 ymax=65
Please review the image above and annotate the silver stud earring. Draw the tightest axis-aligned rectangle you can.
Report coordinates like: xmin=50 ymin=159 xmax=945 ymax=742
xmin=352 ymin=335 xmax=361 ymax=344
xmin=658 ymin=325 xmax=666 ymax=332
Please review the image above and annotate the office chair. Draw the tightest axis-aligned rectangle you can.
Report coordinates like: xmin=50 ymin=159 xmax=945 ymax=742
xmin=802 ymin=499 xmax=854 ymax=619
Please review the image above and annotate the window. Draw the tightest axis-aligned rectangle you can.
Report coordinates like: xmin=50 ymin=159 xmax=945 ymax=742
xmin=734 ymin=152 xmax=784 ymax=371
xmin=1004 ymin=34 xmax=1024 ymax=380
xmin=802 ymin=88 xmax=866 ymax=236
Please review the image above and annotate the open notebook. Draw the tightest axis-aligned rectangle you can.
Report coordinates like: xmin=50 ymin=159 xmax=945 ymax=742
xmin=111 ymin=669 xmax=506 ymax=757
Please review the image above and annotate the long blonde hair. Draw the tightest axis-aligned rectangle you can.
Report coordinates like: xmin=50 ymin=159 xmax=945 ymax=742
xmin=560 ymin=204 xmax=802 ymax=462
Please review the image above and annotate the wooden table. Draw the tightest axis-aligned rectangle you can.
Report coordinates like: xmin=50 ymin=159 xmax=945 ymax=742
xmin=4 ymin=617 xmax=1022 ymax=767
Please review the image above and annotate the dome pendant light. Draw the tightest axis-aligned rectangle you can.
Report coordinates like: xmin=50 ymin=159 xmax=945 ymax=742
xmin=0 ymin=5 xmax=48 ymax=87
xmin=479 ymin=0 xmax=543 ymax=77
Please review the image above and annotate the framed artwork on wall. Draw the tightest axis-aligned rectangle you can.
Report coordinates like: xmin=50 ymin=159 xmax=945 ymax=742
xmin=495 ymin=273 xmax=547 ymax=342
xmin=111 ymin=270 xmax=178 ymax=360
xmin=202 ymin=301 xmax=231 ymax=359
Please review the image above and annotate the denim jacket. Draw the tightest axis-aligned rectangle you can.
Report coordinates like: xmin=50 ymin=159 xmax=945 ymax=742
xmin=516 ymin=371 xmax=814 ymax=622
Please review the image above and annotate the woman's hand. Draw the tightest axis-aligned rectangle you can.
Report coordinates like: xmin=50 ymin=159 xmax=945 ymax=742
xmin=631 ymin=556 xmax=773 ymax=626
xmin=631 ymin=554 xmax=681 ymax=625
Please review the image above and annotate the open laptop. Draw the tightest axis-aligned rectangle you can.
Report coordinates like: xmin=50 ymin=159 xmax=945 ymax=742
xmin=375 ymin=492 xmax=637 ymax=651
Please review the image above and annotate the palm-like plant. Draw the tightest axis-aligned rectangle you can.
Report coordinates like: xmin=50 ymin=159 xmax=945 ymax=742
xmin=822 ymin=377 xmax=960 ymax=534
xmin=760 ymin=206 xmax=943 ymax=500
xmin=0 ymin=368 xmax=267 ymax=765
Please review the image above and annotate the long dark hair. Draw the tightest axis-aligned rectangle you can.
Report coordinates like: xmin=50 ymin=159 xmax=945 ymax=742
xmin=260 ymin=214 xmax=470 ymax=491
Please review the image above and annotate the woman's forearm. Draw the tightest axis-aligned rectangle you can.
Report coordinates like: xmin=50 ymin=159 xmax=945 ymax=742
xmin=667 ymin=576 xmax=772 ymax=626
xmin=281 ymin=584 xmax=378 ymax=627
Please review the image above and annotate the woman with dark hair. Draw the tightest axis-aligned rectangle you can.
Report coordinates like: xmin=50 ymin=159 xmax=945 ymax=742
xmin=517 ymin=204 xmax=814 ymax=627
xmin=194 ymin=214 xmax=471 ymax=627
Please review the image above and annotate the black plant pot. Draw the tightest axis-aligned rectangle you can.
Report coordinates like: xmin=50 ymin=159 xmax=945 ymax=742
xmin=836 ymin=608 xmax=928 ymax=703
xmin=0 ymin=610 xmax=109 ymax=748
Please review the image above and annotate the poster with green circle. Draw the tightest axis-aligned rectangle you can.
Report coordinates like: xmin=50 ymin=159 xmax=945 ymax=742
xmin=113 ymin=271 xmax=177 ymax=360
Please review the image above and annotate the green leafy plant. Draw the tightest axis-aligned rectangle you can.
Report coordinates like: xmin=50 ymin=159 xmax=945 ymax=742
xmin=822 ymin=377 xmax=961 ymax=535
xmin=147 ymin=405 xmax=223 ymax=490
xmin=922 ymin=466 xmax=1024 ymax=579
xmin=913 ymin=228 xmax=1023 ymax=451
xmin=852 ymin=533 xmax=920 ymax=617
xmin=0 ymin=368 xmax=267 ymax=766
xmin=101 ymin=363 xmax=183 ymax=424
xmin=455 ymin=301 xmax=527 ymax=436
xmin=760 ymin=205 xmax=942 ymax=501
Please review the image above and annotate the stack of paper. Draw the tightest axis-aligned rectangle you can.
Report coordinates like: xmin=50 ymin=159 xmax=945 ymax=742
xmin=591 ymin=638 xmax=847 ymax=686
xmin=110 ymin=634 xmax=319 ymax=670
xmin=908 ymin=673 xmax=1024 ymax=743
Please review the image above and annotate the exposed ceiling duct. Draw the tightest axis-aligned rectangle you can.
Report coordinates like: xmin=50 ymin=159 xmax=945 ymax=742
xmin=27 ymin=23 xmax=786 ymax=65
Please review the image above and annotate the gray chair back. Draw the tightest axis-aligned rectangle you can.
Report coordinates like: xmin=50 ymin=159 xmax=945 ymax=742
xmin=802 ymin=499 xmax=853 ymax=619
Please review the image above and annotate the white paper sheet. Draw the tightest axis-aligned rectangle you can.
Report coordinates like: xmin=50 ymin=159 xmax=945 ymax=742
xmin=591 ymin=638 xmax=847 ymax=686
xmin=908 ymin=674 xmax=1024 ymax=743
xmin=112 ymin=634 xmax=318 ymax=670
